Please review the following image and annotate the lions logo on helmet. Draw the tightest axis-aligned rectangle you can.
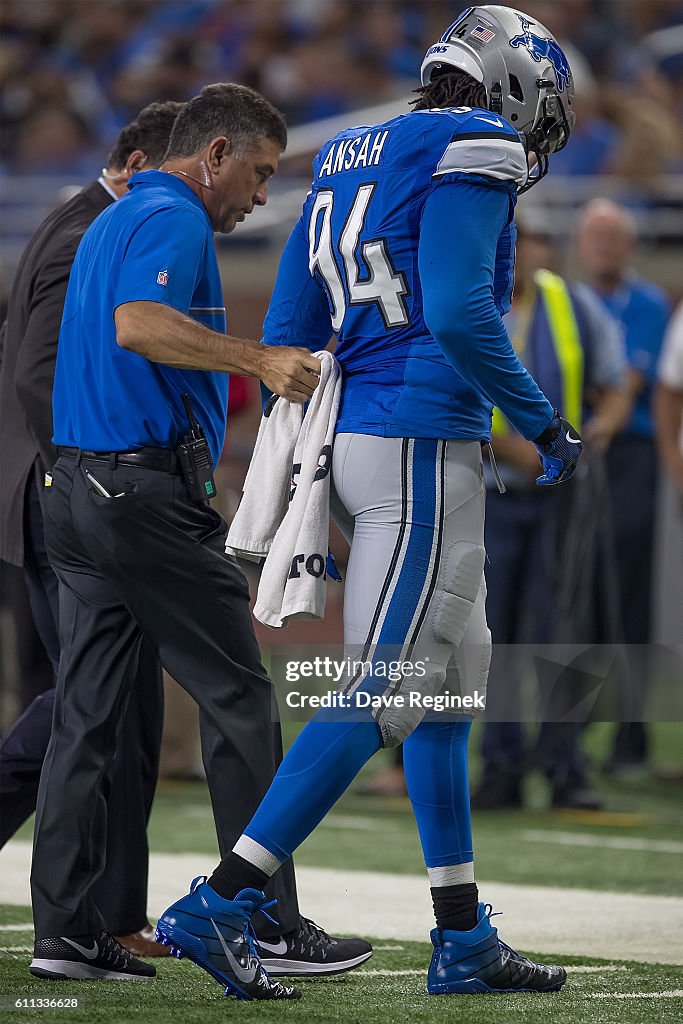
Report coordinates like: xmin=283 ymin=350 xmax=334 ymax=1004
xmin=509 ymin=15 xmax=572 ymax=92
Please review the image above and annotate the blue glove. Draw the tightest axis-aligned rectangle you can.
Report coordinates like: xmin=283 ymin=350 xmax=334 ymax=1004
xmin=533 ymin=411 xmax=583 ymax=486
xmin=326 ymin=550 xmax=342 ymax=582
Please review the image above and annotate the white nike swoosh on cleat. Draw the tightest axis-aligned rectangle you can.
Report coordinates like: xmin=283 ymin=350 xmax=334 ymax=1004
xmin=566 ymin=431 xmax=581 ymax=444
xmin=258 ymin=937 xmax=288 ymax=955
xmin=63 ymin=938 xmax=99 ymax=960
xmin=210 ymin=919 xmax=258 ymax=983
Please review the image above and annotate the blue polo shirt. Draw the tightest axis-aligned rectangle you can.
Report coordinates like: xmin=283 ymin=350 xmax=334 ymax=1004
xmin=52 ymin=170 xmax=229 ymax=464
xmin=595 ymin=275 xmax=670 ymax=438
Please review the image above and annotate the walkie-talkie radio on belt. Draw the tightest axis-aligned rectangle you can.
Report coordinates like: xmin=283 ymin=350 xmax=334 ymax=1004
xmin=176 ymin=393 xmax=216 ymax=503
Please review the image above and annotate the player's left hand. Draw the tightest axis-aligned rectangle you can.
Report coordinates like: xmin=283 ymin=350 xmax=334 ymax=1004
xmin=533 ymin=411 xmax=583 ymax=486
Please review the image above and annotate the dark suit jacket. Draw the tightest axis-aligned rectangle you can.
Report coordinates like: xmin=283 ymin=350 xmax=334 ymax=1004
xmin=0 ymin=181 xmax=113 ymax=566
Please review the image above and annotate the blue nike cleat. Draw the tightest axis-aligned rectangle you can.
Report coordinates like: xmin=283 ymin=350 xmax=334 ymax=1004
xmin=428 ymin=903 xmax=567 ymax=995
xmin=155 ymin=877 xmax=300 ymax=1000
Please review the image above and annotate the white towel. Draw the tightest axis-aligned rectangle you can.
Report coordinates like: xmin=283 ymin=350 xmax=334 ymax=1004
xmin=226 ymin=350 xmax=341 ymax=628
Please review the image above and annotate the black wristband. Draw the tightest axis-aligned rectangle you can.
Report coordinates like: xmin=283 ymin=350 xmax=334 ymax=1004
xmin=533 ymin=410 xmax=561 ymax=447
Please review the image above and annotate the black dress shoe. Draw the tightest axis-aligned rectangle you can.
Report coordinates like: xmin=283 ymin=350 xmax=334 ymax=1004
xmin=470 ymin=776 xmax=523 ymax=810
xmin=115 ymin=924 xmax=171 ymax=958
xmin=551 ymin=785 xmax=603 ymax=810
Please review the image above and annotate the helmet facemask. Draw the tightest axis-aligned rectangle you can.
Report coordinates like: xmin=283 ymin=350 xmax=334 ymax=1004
xmin=517 ymin=78 xmax=575 ymax=193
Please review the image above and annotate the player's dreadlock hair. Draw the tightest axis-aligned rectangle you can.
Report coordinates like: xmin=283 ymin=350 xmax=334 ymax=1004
xmin=411 ymin=68 xmax=487 ymax=111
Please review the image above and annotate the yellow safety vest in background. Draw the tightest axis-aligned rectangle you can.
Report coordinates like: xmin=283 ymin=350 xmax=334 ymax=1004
xmin=492 ymin=268 xmax=584 ymax=435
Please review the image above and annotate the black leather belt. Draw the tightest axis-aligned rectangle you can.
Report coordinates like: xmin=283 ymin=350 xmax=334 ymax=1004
xmin=57 ymin=446 xmax=178 ymax=472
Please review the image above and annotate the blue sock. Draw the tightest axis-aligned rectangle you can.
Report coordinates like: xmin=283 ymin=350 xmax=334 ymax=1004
xmin=403 ymin=719 xmax=474 ymax=876
xmin=244 ymin=710 xmax=383 ymax=861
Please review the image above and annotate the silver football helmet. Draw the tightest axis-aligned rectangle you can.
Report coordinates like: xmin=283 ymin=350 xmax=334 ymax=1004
xmin=420 ymin=5 xmax=575 ymax=191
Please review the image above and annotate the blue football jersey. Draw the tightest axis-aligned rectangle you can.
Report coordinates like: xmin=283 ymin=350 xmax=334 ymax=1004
xmin=263 ymin=107 xmax=537 ymax=440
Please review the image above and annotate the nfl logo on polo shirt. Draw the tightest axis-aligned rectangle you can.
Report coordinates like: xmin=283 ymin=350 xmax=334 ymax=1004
xmin=157 ymin=269 xmax=168 ymax=286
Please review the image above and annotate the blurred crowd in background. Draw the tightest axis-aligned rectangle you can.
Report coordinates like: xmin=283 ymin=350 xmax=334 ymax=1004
xmin=1 ymin=1 xmax=682 ymax=811
xmin=1 ymin=0 xmax=682 ymax=182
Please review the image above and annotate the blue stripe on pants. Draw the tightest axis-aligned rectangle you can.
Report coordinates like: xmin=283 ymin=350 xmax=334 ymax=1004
xmin=376 ymin=438 xmax=440 ymax=646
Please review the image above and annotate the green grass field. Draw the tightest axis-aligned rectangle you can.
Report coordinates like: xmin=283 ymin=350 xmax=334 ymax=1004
xmin=1 ymin=722 xmax=682 ymax=1022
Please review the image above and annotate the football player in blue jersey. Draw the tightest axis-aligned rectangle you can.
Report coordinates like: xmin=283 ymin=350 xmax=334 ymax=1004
xmin=157 ymin=5 xmax=582 ymax=1000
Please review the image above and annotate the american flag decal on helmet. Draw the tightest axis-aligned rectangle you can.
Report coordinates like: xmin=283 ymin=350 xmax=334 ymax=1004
xmin=470 ymin=24 xmax=495 ymax=43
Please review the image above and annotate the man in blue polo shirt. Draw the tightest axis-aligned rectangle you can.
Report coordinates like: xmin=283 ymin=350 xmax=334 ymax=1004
xmin=578 ymin=198 xmax=671 ymax=774
xmin=29 ymin=84 xmax=368 ymax=994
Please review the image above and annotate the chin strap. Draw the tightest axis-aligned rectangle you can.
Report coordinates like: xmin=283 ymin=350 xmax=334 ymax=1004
xmin=518 ymin=143 xmax=549 ymax=195
xmin=517 ymin=81 xmax=573 ymax=194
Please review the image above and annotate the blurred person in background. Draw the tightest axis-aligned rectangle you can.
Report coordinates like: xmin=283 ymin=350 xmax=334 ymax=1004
xmin=471 ymin=223 xmax=630 ymax=811
xmin=517 ymin=1 xmax=622 ymax=177
xmin=11 ymin=107 xmax=99 ymax=177
xmin=0 ymin=101 xmax=184 ymax=957
xmin=0 ymin=563 xmax=54 ymax=728
xmin=655 ymin=302 xmax=683 ymax=652
xmin=656 ymin=301 xmax=683 ymax=497
xmin=606 ymin=97 xmax=681 ymax=198
xmin=546 ymin=71 xmax=620 ymax=178
xmin=577 ymin=199 xmax=671 ymax=775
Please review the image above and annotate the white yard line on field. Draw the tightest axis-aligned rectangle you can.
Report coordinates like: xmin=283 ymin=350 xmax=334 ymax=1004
xmin=357 ymin=969 xmax=422 ymax=977
xmin=1 ymin=841 xmax=682 ymax=965
xmin=0 ymin=923 xmax=33 ymax=931
xmin=588 ymin=991 xmax=683 ymax=999
xmin=567 ymin=966 xmax=628 ymax=973
xmin=520 ymin=830 xmax=683 ymax=855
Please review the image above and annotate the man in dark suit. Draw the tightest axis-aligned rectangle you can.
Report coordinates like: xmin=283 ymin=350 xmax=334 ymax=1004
xmin=0 ymin=101 xmax=184 ymax=956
